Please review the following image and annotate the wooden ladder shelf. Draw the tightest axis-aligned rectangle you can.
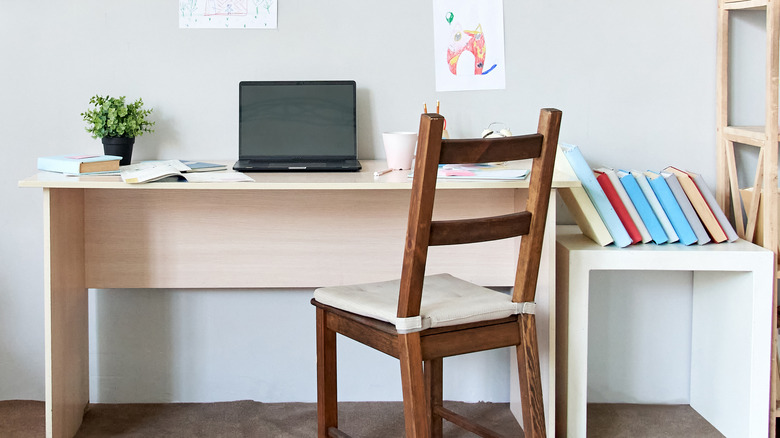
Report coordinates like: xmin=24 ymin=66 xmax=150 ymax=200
xmin=716 ymin=0 xmax=780 ymax=435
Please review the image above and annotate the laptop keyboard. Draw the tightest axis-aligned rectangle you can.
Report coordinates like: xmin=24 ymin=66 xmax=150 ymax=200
xmin=234 ymin=159 xmax=360 ymax=172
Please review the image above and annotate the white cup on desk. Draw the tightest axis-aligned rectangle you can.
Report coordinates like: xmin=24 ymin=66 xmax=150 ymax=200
xmin=382 ymin=132 xmax=417 ymax=170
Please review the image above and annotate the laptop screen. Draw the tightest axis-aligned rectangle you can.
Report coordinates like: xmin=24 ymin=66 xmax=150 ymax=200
xmin=239 ymin=80 xmax=357 ymax=160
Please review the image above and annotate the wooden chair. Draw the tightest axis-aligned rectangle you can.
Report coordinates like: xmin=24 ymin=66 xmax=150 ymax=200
xmin=311 ymin=108 xmax=562 ymax=438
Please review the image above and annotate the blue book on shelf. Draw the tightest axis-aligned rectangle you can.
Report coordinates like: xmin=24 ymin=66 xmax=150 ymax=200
xmin=632 ymin=170 xmax=678 ymax=243
xmin=617 ymin=170 xmax=668 ymax=244
xmin=560 ymin=144 xmax=632 ymax=247
xmin=644 ymin=171 xmax=697 ymax=245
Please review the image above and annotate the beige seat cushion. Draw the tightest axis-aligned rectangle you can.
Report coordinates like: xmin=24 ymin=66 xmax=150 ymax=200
xmin=313 ymin=273 xmax=529 ymax=333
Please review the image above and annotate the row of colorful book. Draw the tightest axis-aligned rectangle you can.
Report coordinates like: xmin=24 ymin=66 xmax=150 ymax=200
xmin=558 ymin=144 xmax=738 ymax=248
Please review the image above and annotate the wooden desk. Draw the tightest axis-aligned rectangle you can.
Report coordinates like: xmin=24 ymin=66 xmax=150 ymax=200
xmin=20 ymin=160 xmax=578 ymax=438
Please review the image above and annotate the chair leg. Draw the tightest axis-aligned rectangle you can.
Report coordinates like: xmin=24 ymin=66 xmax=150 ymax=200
xmin=425 ymin=358 xmax=443 ymax=438
xmin=399 ymin=332 xmax=431 ymax=438
xmin=516 ymin=313 xmax=547 ymax=438
xmin=316 ymin=307 xmax=338 ymax=438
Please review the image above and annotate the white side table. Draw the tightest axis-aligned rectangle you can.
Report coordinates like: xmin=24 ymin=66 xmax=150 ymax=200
xmin=555 ymin=226 xmax=774 ymax=438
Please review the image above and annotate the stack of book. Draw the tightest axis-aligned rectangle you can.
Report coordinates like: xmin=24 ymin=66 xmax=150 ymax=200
xmin=559 ymin=144 xmax=738 ymax=247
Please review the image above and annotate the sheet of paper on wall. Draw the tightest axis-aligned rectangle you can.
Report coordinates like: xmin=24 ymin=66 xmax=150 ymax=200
xmin=432 ymin=0 xmax=506 ymax=92
xmin=179 ymin=0 xmax=277 ymax=29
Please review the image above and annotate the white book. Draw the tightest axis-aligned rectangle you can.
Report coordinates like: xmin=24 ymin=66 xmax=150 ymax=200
xmin=661 ymin=172 xmax=710 ymax=245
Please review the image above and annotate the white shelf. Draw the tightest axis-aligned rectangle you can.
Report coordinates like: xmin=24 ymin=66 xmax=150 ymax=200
xmin=555 ymin=226 xmax=774 ymax=438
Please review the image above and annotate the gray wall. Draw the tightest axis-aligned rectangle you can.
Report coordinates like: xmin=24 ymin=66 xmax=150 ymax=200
xmin=1 ymin=0 xmax=741 ymax=404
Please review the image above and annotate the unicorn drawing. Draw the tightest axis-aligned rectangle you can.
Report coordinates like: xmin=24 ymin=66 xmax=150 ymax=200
xmin=447 ymin=23 xmax=487 ymax=75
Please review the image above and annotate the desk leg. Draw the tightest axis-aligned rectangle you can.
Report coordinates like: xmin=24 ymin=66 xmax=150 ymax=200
xmin=555 ymin=248 xmax=588 ymax=438
xmin=554 ymin=244 xmax=569 ymax=438
xmin=43 ymin=188 xmax=89 ymax=438
xmin=690 ymin=270 xmax=773 ymax=437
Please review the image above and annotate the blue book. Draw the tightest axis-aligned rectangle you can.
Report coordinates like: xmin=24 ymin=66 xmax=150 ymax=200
xmin=632 ymin=170 xmax=678 ymax=243
xmin=560 ymin=144 xmax=632 ymax=247
xmin=644 ymin=171 xmax=697 ymax=245
xmin=617 ymin=170 xmax=668 ymax=244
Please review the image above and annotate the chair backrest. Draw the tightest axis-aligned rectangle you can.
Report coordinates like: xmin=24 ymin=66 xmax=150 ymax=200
xmin=397 ymin=109 xmax=562 ymax=319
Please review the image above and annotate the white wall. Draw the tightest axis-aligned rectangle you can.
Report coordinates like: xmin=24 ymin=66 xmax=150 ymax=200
xmin=1 ymin=0 xmax=727 ymax=403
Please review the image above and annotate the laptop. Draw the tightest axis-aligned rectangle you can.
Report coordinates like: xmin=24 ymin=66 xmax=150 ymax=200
xmin=233 ymin=80 xmax=362 ymax=172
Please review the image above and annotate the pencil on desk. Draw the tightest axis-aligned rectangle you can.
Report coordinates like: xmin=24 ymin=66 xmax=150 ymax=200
xmin=374 ymin=168 xmax=393 ymax=177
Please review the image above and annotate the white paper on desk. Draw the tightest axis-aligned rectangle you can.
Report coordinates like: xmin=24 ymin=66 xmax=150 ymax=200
xmin=439 ymin=168 xmax=529 ymax=179
xmin=121 ymin=160 xmax=253 ymax=183
xmin=408 ymin=163 xmax=529 ymax=180
xmin=120 ymin=160 xmax=189 ymax=183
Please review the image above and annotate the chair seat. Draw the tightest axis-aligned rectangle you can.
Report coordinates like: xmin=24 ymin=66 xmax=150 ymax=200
xmin=313 ymin=273 xmax=529 ymax=333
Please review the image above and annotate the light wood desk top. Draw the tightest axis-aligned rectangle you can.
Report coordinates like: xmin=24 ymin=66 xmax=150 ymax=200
xmin=19 ymin=159 xmax=580 ymax=190
xmin=19 ymin=159 xmax=578 ymax=290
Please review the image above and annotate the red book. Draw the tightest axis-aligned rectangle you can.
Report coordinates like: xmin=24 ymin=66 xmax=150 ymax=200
xmin=594 ymin=170 xmax=642 ymax=244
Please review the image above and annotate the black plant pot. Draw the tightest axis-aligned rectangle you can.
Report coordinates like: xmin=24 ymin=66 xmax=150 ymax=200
xmin=102 ymin=137 xmax=135 ymax=165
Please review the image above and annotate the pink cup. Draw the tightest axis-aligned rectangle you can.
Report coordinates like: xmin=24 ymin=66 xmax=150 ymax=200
xmin=382 ymin=132 xmax=417 ymax=170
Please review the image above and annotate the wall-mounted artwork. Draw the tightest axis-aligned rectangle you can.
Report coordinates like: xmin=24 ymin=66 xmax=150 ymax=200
xmin=433 ymin=0 xmax=505 ymax=92
xmin=179 ymin=0 xmax=277 ymax=29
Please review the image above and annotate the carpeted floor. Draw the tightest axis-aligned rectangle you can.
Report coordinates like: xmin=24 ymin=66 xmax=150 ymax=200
xmin=0 ymin=399 xmax=724 ymax=437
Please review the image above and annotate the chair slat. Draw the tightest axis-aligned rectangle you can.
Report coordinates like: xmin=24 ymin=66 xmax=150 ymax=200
xmin=434 ymin=406 xmax=506 ymax=438
xmin=439 ymin=134 xmax=543 ymax=164
xmin=327 ymin=427 xmax=352 ymax=438
xmin=428 ymin=212 xmax=532 ymax=246
xmin=421 ymin=319 xmax=521 ymax=360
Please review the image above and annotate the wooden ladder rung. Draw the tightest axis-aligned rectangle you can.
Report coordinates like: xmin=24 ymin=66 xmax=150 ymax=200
xmin=722 ymin=0 xmax=768 ymax=11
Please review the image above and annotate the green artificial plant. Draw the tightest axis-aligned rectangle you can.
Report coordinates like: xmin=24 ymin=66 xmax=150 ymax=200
xmin=81 ymin=95 xmax=155 ymax=139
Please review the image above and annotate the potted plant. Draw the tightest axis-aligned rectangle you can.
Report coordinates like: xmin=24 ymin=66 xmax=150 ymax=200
xmin=81 ymin=95 xmax=155 ymax=165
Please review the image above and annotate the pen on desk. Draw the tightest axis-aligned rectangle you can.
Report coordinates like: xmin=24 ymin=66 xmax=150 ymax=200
xmin=374 ymin=168 xmax=393 ymax=177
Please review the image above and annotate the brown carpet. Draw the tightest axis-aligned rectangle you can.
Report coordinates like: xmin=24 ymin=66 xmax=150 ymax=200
xmin=0 ymin=399 xmax=724 ymax=437
xmin=587 ymin=404 xmax=724 ymax=438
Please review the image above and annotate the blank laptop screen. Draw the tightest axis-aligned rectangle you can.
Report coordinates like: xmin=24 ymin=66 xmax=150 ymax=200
xmin=239 ymin=81 xmax=357 ymax=160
